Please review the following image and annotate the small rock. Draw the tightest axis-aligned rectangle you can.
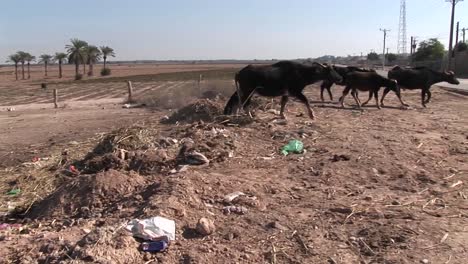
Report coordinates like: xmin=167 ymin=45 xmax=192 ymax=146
xmin=196 ymin=218 xmax=215 ymax=236
xmin=267 ymin=221 xmax=288 ymax=231
xmin=391 ymin=200 xmax=400 ymax=205
xmin=449 ymin=168 xmax=458 ymax=174
xmin=421 ymin=259 xmax=429 ymax=264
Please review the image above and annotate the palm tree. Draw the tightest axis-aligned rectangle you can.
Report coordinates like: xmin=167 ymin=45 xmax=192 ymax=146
xmin=38 ymin=54 xmax=53 ymax=77
xmin=54 ymin=52 xmax=67 ymax=78
xmin=17 ymin=51 xmax=29 ymax=80
xmin=7 ymin=53 xmax=21 ymax=80
xmin=85 ymin=45 xmax=101 ymax=76
xmin=66 ymin=38 xmax=88 ymax=77
xmin=24 ymin=53 xmax=35 ymax=79
xmin=100 ymin=46 xmax=115 ymax=69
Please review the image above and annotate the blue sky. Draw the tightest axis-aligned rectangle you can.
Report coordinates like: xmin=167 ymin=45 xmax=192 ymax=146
xmin=1 ymin=0 xmax=467 ymax=61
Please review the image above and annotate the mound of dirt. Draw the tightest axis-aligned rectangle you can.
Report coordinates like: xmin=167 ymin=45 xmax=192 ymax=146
xmin=162 ymin=99 xmax=224 ymax=124
xmin=73 ymin=225 xmax=141 ymax=263
xmin=28 ymin=169 xmax=145 ymax=219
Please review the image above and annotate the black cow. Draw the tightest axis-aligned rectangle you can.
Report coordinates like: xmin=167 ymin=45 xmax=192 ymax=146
xmin=223 ymin=61 xmax=342 ymax=119
xmin=320 ymin=65 xmax=376 ymax=101
xmin=384 ymin=66 xmax=460 ymax=107
xmin=339 ymin=71 xmax=402 ymax=109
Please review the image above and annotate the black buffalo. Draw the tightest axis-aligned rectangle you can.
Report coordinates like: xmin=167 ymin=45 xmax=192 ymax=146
xmin=339 ymin=71 xmax=403 ymax=109
xmin=320 ymin=65 xmax=376 ymax=102
xmin=384 ymin=66 xmax=460 ymax=107
xmin=223 ymin=61 xmax=342 ymax=119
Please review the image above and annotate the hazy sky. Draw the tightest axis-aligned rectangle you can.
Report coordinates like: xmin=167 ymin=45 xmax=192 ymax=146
xmin=1 ymin=0 xmax=467 ymax=61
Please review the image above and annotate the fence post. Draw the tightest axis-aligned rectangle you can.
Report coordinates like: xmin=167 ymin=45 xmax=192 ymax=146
xmin=127 ymin=81 xmax=133 ymax=102
xmin=198 ymin=74 xmax=203 ymax=96
xmin=53 ymin=89 xmax=58 ymax=108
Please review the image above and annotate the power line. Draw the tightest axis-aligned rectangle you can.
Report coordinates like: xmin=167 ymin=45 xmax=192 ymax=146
xmin=380 ymin=28 xmax=390 ymax=69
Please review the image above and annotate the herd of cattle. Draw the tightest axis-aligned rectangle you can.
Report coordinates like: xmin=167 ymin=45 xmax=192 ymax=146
xmin=223 ymin=61 xmax=460 ymax=119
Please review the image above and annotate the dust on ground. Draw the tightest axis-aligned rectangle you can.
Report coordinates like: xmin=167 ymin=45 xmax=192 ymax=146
xmin=0 ymin=87 xmax=467 ymax=264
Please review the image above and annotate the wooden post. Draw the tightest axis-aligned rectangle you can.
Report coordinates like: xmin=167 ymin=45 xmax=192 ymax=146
xmin=53 ymin=89 xmax=58 ymax=108
xmin=198 ymin=74 xmax=202 ymax=96
xmin=127 ymin=81 xmax=133 ymax=102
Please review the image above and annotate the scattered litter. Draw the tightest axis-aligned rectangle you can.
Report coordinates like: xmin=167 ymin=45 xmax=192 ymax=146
xmin=140 ymin=240 xmax=169 ymax=252
xmin=272 ymin=119 xmax=288 ymax=125
xmin=69 ymin=165 xmax=79 ymax=174
xmin=223 ymin=191 xmax=246 ymax=203
xmin=267 ymin=109 xmax=280 ymax=115
xmin=417 ymin=142 xmax=424 ymax=149
xmin=184 ymin=151 xmax=210 ymax=165
xmin=69 ymin=141 xmax=80 ymax=146
xmin=126 ymin=216 xmax=176 ymax=241
xmin=7 ymin=107 xmax=15 ymax=112
xmin=223 ymin=206 xmax=248 ymax=215
xmin=0 ymin=223 xmax=22 ymax=230
xmin=7 ymin=188 xmax=21 ymax=196
xmin=450 ymin=180 xmax=463 ymax=188
xmin=122 ymin=103 xmax=142 ymax=109
xmin=170 ymin=165 xmax=189 ymax=174
xmin=281 ymin=139 xmax=304 ymax=156
xmin=196 ymin=218 xmax=215 ymax=236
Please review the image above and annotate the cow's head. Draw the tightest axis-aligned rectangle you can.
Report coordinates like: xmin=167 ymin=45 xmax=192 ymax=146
xmin=443 ymin=71 xmax=460 ymax=85
xmin=315 ymin=63 xmax=343 ymax=84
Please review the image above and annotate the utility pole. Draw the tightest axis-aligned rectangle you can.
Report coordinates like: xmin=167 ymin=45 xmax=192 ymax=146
xmin=462 ymin=28 xmax=467 ymax=42
xmin=380 ymin=28 xmax=390 ymax=70
xmin=446 ymin=0 xmax=463 ymax=70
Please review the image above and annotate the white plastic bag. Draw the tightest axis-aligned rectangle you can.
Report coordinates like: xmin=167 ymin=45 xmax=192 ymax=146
xmin=126 ymin=216 xmax=176 ymax=241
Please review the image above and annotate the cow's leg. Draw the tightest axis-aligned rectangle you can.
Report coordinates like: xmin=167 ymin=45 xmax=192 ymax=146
xmin=421 ymin=89 xmax=427 ymax=108
xmin=320 ymin=86 xmax=325 ymax=102
xmin=339 ymin=86 xmax=351 ymax=108
xmin=424 ymin=90 xmax=432 ymax=104
xmin=380 ymin=87 xmax=391 ymax=107
xmin=393 ymin=86 xmax=409 ymax=107
xmin=351 ymin=89 xmax=361 ymax=109
xmin=327 ymin=86 xmax=333 ymax=101
xmin=293 ymin=92 xmax=315 ymax=119
xmin=361 ymin=91 xmax=374 ymax=106
xmin=280 ymin=96 xmax=289 ymax=119
xmin=223 ymin=92 xmax=240 ymax=115
xmin=374 ymin=90 xmax=381 ymax=109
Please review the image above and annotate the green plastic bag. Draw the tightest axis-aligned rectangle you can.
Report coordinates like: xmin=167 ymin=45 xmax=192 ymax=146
xmin=281 ymin=140 xmax=304 ymax=156
xmin=7 ymin=188 xmax=21 ymax=196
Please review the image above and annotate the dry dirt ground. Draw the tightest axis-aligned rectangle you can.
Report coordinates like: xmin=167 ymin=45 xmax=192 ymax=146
xmin=0 ymin=68 xmax=467 ymax=264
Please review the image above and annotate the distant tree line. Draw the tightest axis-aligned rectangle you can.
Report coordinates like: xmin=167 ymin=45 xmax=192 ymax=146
xmin=6 ymin=39 xmax=115 ymax=81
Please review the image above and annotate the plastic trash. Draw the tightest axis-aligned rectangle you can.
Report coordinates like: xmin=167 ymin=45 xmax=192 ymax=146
xmin=7 ymin=189 xmax=20 ymax=196
xmin=140 ymin=240 xmax=169 ymax=252
xmin=223 ymin=191 xmax=245 ymax=203
xmin=126 ymin=216 xmax=176 ymax=241
xmin=223 ymin=206 xmax=248 ymax=215
xmin=281 ymin=139 xmax=304 ymax=156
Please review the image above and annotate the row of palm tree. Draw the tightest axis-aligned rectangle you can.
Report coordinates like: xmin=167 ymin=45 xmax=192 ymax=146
xmin=6 ymin=39 xmax=115 ymax=80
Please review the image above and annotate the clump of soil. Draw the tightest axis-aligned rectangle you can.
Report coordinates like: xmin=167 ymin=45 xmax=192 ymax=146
xmin=162 ymin=99 xmax=224 ymax=124
xmin=72 ymin=225 xmax=141 ymax=263
xmin=28 ymin=169 xmax=145 ymax=219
